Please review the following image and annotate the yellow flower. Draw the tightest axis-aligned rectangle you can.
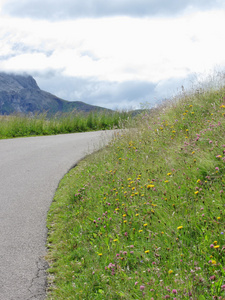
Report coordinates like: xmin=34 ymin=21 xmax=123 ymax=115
xmin=195 ymin=191 xmax=199 ymax=194
xmin=139 ymin=230 xmax=143 ymax=233
xmin=144 ymin=223 xmax=147 ymax=227
xmin=123 ymin=214 xmax=126 ymax=217
xmin=167 ymin=172 xmax=172 ymax=176
xmin=211 ymin=260 xmax=216 ymax=264
xmin=214 ymin=245 xmax=220 ymax=249
xmin=145 ymin=250 xmax=150 ymax=253
xmin=135 ymin=214 xmax=139 ymax=216
xmin=213 ymin=241 xmax=217 ymax=245
xmin=177 ymin=226 xmax=183 ymax=230
xmin=147 ymin=184 xmax=154 ymax=189
xmin=168 ymin=270 xmax=173 ymax=274
xmin=164 ymin=180 xmax=169 ymax=183
xmin=217 ymin=217 xmax=221 ymax=220
xmin=98 ymin=253 xmax=102 ymax=256
xmin=113 ymin=239 xmax=118 ymax=242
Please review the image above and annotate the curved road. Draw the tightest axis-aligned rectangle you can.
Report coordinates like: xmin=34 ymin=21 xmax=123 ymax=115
xmin=0 ymin=131 xmax=116 ymax=300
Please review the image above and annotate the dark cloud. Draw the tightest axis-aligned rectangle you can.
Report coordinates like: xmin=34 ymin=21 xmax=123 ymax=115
xmin=3 ymin=0 xmax=225 ymax=20
xmin=33 ymin=72 xmax=194 ymax=110
xmin=34 ymin=73 xmax=159 ymax=110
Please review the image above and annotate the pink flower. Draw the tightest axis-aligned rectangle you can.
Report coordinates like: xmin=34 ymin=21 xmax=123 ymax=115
xmin=210 ymin=244 xmax=214 ymax=248
xmin=172 ymin=289 xmax=177 ymax=294
xmin=209 ymin=140 xmax=213 ymax=144
xmin=215 ymin=167 xmax=219 ymax=171
xmin=140 ymin=285 xmax=145 ymax=291
xmin=135 ymin=281 xmax=138 ymax=285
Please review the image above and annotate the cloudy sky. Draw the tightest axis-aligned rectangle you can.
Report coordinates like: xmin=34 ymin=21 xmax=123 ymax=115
xmin=0 ymin=0 xmax=225 ymax=109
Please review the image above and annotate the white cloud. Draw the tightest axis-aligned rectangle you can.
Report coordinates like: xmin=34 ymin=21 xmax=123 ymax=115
xmin=1 ymin=11 xmax=225 ymax=83
xmin=0 ymin=4 xmax=225 ymax=109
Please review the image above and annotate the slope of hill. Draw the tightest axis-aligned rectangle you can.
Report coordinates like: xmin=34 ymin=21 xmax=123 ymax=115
xmin=0 ymin=73 xmax=108 ymax=115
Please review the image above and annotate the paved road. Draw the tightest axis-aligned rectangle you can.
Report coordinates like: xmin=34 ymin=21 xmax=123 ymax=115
xmin=0 ymin=131 xmax=116 ymax=300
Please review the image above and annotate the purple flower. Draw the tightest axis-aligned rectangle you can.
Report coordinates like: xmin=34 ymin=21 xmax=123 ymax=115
xmin=172 ymin=289 xmax=177 ymax=294
xmin=210 ymin=244 xmax=214 ymax=248
xmin=140 ymin=285 xmax=145 ymax=291
xmin=215 ymin=167 xmax=219 ymax=171
xmin=135 ymin=281 xmax=138 ymax=286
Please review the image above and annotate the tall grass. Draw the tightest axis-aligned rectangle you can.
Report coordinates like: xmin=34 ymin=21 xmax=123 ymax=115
xmin=0 ymin=110 xmax=131 ymax=139
xmin=46 ymin=77 xmax=225 ymax=299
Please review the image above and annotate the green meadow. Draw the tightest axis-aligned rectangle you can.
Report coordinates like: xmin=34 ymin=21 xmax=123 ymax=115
xmin=46 ymin=79 xmax=225 ymax=299
xmin=0 ymin=110 xmax=130 ymax=139
xmin=45 ymin=78 xmax=224 ymax=299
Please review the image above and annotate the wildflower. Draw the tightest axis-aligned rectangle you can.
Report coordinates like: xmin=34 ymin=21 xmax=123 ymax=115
xmin=147 ymin=184 xmax=154 ymax=189
xmin=172 ymin=289 xmax=178 ymax=294
xmin=215 ymin=167 xmax=219 ymax=171
xmin=139 ymin=230 xmax=143 ymax=233
xmin=144 ymin=223 xmax=147 ymax=227
xmin=177 ymin=226 xmax=183 ymax=230
xmin=113 ymin=239 xmax=118 ymax=242
xmin=135 ymin=281 xmax=138 ymax=286
xmin=98 ymin=253 xmax=102 ymax=256
xmin=195 ymin=191 xmax=199 ymax=194
xmin=167 ymin=172 xmax=172 ymax=176
xmin=145 ymin=250 xmax=150 ymax=253
xmin=216 ymin=155 xmax=222 ymax=158
xmin=214 ymin=245 xmax=220 ymax=249
xmin=123 ymin=251 xmax=127 ymax=255
xmin=211 ymin=260 xmax=216 ymax=264
xmin=123 ymin=214 xmax=126 ymax=217
xmin=168 ymin=270 xmax=173 ymax=274
xmin=213 ymin=241 xmax=217 ymax=245
xmin=140 ymin=285 xmax=145 ymax=291
xmin=164 ymin=180 xmax=169 ymax=183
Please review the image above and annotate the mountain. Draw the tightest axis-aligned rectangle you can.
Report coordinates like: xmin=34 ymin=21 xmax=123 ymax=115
xmin=0 ymin=73 xmax=108 ymax=115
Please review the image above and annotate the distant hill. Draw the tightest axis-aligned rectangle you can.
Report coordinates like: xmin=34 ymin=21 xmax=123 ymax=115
xmin=0 ymin=73 xmax=109 ymax=115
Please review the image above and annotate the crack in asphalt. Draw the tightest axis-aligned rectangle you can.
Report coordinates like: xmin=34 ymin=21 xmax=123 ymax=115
xmin=27 ymin=257 xmax=49 ymax=300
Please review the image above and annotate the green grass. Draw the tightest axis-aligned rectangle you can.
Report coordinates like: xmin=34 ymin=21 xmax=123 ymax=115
xmin=46 ymin=79 xmax=225 ymax=299
xmin=0 ymin=110 xmax=131 ymax=139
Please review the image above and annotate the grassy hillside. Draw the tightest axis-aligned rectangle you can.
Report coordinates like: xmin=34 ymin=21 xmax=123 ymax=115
xmin=46 ymin=79 xmax=225 ymax=299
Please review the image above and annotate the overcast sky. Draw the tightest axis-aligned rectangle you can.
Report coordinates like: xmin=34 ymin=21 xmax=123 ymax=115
xmin=0 ymin=0 xmax=225 ymax=109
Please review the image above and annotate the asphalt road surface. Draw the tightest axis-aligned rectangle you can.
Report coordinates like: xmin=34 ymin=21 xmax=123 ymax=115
xmin=0 ymin=131 xmax=116 ymax=300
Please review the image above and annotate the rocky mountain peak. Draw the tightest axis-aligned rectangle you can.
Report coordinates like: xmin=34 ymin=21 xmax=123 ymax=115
xmin=0 ymin=73 xmax=40 ymax=92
